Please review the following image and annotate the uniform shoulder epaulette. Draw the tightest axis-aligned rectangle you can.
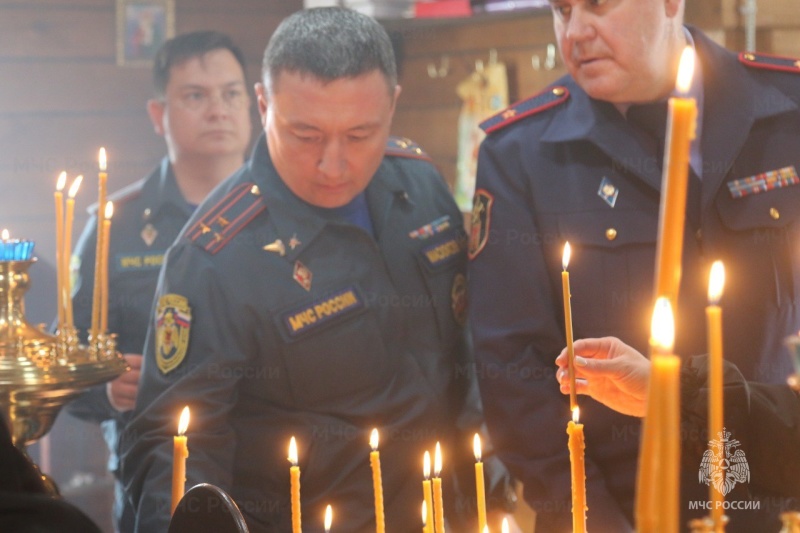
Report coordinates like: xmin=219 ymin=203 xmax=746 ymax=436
xmin=480 ymin=86 xmax=570 ymax=134
xmin=87 ymin=178 xmax=145 ymax=215
xmin=186 ymin=182 xmax=266 ymax=255
xmin=739 ymin=51 xmax=800 ymax=74
xmin=385 ymin=137 xmax=433 ymax=163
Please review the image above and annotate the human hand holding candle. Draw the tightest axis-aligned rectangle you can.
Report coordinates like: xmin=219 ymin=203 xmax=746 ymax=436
xmin=433 ymin=442 xmax=445 ymax=533
xmin=423 ymin=451 xmax=434 ymax=533
xmin=474 ymin=433 xmax=487 ymax=532
xmin=64 ymin=175 xmax=83 ymax=328
xmin=706 ymin=261 xmax=726 ymax=530
xmin=369 ymin=428 xmax=385 ymax=533
xmin=567 ymin=407 xmax=587 ymax=533
xmin=54 ymin=171 xmax=67 ymax=329
xmin=325 ymin=504 xmax=332 ymax=533
xmin=100 ymin=202 xmax=113 ymax=333
xmin=654 ymin=47 xmax=698 ymax=308
xmin=289 ymin=436 xmax=301 ymax=533
xmin=562 ymin=242 xmax=577 ymax=411
xmin=171 ymin=406 xmax=190 ymax=515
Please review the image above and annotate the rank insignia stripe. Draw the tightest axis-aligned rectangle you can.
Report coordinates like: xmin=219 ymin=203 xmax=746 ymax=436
xmin=597 ymin=177 xmax=619 ymax=208
xmin=280 ymin=286 xmax=366 ymax=339
xmin=187 ymin=182 xmax=266 ymax=255
xmin=480 ymin=86 xmax=569 ymax=134
xmin=739 ymin=51 xmax=800 ymax=74
xmin=727 ymin=166 xmax=799 ymax=199
xmin=155 ymin=294 xmax=192 ymax=375
xmin=469 ymin=189 xmax=494 ymax=260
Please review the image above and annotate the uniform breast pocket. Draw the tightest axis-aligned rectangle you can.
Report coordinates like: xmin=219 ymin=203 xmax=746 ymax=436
xmin=556 ymin=210 xmax=659 ymax=338
xmin=274 ymin=285 xmax=394 ymax=409
xmin=414 ymin=231 xmax=468 ymax=347
xmin=716 ymin=181 xmax=800 ymax=304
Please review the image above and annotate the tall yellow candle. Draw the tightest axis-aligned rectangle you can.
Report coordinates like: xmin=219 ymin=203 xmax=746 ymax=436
xmin=171 ymin=406 xmax=190 ymax=515
xmin=369 ymin=428 xmax=386 ymax=533
xmin=473 ymin=433 xmax=487 ymax=532
xmin=433 ymin=442 xmax=445 ymax=533
xmin=422 ymin=501 xmax=428 ymax=533
xmin=706 ymin=261 xmax=726 ymax=530
xmin=561 ymin=242 xmax=577 ymax=411
xmin=423 ymin=451 xmax=434 ymax=533
xmin=653 ymin=47 xmax=698 ymax=309
xmin=567 ymin=407 xmax=587 ymax=533
xmin=64 ymin=175 xmax=83 ymax=328
xmin=100 ymin=202 xmax=113 ymax=333
xmin=92 ymin=148 xmax=108 ymax=337
xmin=54 ymin=172 xmax=67 ymax=330
xmin=288 ymin=436 xmax=302 ymax=533
xmin=324 ymin=504 xmax=332 ymax=533
xmin=638 ymin=298 xmax=681 ymax=533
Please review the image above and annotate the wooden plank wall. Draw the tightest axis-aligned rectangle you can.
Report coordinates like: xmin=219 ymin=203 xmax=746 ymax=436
xmin=0 ymin=0 xmax=301 ymax=324
xmin=388 ymin=2 xmax=799 ymax=190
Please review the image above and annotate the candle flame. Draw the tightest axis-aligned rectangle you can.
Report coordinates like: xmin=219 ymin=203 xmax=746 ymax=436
xmin=708 ymin=260 xmax=725 ymax=305
xmin=562 ymin=241 xmax=571 ymax=271
xmin=502 ymin=516 xmax=510 ymax=533
xmin=288 ymin=436 xmax=298 ymax=466
xmin=177 ymin=406 xmax=190 ymax=435
xmin=422 ymin=500 xmax=427 ymax=526
xmin=434 ymin=441 xmax=442 ymax=477
xmin=56 ymin=171 xmax=67 ymax=192
xmin=99 ymin=147 xmax=107 ymax=171
xmin=572 ymin=406 xmax=580 ymax=424
xmin=370 ymin=428 xmax=379 ymax=451
xmin=1 ymin=229 xmax=8 ymax=241
xmin=676 ymin=46 xmax=695 ymax=94
xmin=423 ymin=450 xmax=431 ymax=479
xmin=483 ymin=526 xmax=489 ymax=533
xmin=68 ymin=175 xmax=83 ymax=198
xmin=324 ymin=504 xmax=332 ymax=532
xmin=104 ymin=201 xmax=114 ymax=220
xmin=651 ymin=297 xmax=675 ymax=354
xmin=473 ymin=433 xmax=482 ymax=462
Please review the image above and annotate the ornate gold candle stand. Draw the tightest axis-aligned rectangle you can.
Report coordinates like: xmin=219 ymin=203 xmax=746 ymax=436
xmin=0 ymin=258 xmax=127 ymax=452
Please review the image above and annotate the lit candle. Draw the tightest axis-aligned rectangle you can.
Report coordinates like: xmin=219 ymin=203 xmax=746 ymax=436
xmin=0 ymin=229 xmax=7 ymax=261
xmin=92 ymin=147 xmax=108 ymax=337
xmin=433 ymin=442 xmax=445 ymax=533
xmin=423 ymin=451 xmax=434 ymax=533
xmin=637 ymin=298 xmax=681 ymax=533
xmin=562 ymin=242 xmax=577 ymax=411
xmin=474 ymin=433 xmax=487 ymax=532
xmin=100 ymin=201 xmax=113 ymax=333
xmin=422 ymin=501 xmax=428 ymax=533
xmin=567 ymin=407 xmax=587 ymax=533
xmin=64 ymin=175 xmax=83 ymax=328
xmin=324 ymin=504 xmax=332 ymax=533
xmin=288 ymin=436 xmax=302 ymax=533
xmin=482 ymin=526 xmax=489 ymax=533
xmin=706 ymin=261 xmax=726 ymax=530
xmin=369 ymin=428 xmax=386 ymax=533
xmin=54 ymin=171 xmax=67 ymax=329
xmin=502 ymin=517 xmax=509 ymax=533
xmin=171 ymin=406 xmax=190 ymax=515
xmin=653 ymin=47 xmax=698 ymax=309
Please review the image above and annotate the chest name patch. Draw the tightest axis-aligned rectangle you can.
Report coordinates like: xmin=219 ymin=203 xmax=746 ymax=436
xmin=282 ymin=287 xmax=365 ymax=338
xmin=116 ymin=252 xmax=165 ymax=271
xmin=421 ymin=236 xmax=465 ymax=269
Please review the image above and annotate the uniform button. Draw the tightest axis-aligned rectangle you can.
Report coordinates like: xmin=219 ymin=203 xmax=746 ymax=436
xmin=142 ymin=208 xmax=151 ymax=221
xmin=552 ymin=87 xmax=566 ymax=97
xmin=605 ymin=228 xmax=617 ymax=241
xmin=769 ymin=207 xmax=780 ymax=220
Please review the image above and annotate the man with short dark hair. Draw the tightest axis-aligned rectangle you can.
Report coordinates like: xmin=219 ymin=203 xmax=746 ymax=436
xmin=469 ymin=0 xmax=800 ymax=531
xmin=122 ymin=8 xmax=514 ymax=533
xmin=66 ymin=30 xmax=251 ymax=532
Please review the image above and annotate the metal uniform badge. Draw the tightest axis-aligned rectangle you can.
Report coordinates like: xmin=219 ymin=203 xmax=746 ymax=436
xmin=289 ymin=234 xmax=301 ymax=250
xmin=597 ymin=177 xmax=619 ymax=208
xmin=263 ymin=239 xmax=286 ymax=257
xmin=468 ymin=189 xmax=493 ymax=260
xmin=293 ymin=261 xmax=312 ymax=291
xmin=155 ymin=294 xmax=192 ymax=374
xmin=451 ymin=273 xmax=468 ymax=327
xmin=141 ymin=223 xmax=158 ymax=247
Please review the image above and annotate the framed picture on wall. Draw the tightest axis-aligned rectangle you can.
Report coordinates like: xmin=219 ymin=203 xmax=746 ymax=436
xmin=116 ymin=0 xmax=175 ymax=67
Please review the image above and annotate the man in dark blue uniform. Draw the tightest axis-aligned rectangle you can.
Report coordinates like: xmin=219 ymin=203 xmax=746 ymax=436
xmin=121 ymin=8 xmax=514 ymax=533
xmin=66 ymin=31 xmax=252 ymax=532
xmin=468 ymin=0 xmax=800 ymax=531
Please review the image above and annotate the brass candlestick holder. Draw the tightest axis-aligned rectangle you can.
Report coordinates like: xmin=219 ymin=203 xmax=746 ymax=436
xmin=0 ymin=257 xmax=127 ymax=450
